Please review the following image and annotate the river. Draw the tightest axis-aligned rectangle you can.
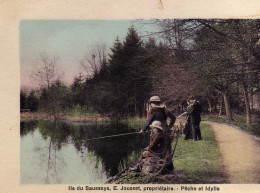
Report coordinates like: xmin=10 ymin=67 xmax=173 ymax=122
xmin=20 ymin=120 xmax=149 ymax=184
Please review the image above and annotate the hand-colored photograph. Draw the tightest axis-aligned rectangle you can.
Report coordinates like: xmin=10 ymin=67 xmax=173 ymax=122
xmin=20 ymin=20 xmax=260 ymax=184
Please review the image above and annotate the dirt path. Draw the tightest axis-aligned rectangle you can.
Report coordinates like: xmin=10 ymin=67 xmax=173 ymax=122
xmin=204 ymin=121 xmax=260 ymax=183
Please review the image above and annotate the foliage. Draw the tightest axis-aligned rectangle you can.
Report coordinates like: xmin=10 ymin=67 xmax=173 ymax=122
xmin=118 ymin=150 xmax=142 ymax=172
xmin=20 ymin=89 xmax=40 ymax=111
xmin=202 ymin=114 xmax=260 ymax=137
xmin=22 ymin=20 xmax=260 ymax=125
xmin=39 ymin=80 xmax=71 ymax=118
xmin=70 ymin=74 xmax=85 ymax=109
xmin=153 ymin=55 xmax=198 ymax=110
xmin=82 ymin=26 xmax=167 ymax=119
xmin=116 ymin=172 xmax=151 ymax=184
xmin=147 ymin=19 xmax=260 ymax=122
xmin=233 ymin=116 xmax=260 ymax=137
xmin=64 ymin=104 xmax=97 ymax=117
xmin=122 ymin=117 xmax=146 ymax=130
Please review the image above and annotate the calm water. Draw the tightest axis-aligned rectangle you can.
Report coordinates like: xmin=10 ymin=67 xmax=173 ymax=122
xmin=20 ymin=120 xmax=149 ymax=184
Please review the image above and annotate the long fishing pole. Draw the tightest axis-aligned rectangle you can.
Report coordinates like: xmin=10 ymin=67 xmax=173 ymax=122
xmin=35 ymin=131 xmax=143 ymax=150
xmin=83 ymin=131 xmax=140 ymax=141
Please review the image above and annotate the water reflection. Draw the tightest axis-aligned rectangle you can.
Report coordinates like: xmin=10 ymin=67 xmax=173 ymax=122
xmin=20 ymin=120 xmax=149 ymax=184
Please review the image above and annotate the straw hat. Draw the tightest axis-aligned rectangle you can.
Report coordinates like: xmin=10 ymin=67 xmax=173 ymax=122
xmin=150 ymin=96 xmax=161 ymax=102
xmin=149 ymin=121 xmax=163 ymax=130
xmin=149 ymin=96 xmax=165 ymax=108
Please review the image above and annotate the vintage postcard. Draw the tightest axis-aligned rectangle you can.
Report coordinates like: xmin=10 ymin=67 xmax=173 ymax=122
xmin=0 ymin=1 xmax=260 ymax=193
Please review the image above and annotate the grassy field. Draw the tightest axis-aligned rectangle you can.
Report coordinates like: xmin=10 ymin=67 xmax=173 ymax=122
xmin=116 ymin=123 xmax=227 ymax=184
xmin=173 ymin=123 xmax=227 ymax=183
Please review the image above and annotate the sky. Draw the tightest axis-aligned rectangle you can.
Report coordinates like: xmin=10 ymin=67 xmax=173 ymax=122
xmin=20 ymin=20 xmax=158 ymax=89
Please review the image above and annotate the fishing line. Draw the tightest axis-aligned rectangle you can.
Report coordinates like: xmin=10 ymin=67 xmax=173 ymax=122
xmin=83 ymin=131 xmax=140 ymax=141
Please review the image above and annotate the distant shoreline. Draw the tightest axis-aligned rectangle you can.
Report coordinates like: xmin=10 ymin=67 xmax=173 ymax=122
xmin=20 ymin=112 xmax=110 ymax=122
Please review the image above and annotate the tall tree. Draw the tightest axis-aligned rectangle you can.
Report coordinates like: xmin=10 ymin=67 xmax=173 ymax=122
xmin=147 ymin=19 xmax=260 ymax=123
xmin=31 ymin=54 xmax=63 ymax=89
xmin=71 ymin=74 xmax=85 ymax=110
xmin=80 ymin=43 xmax=108 ymax=78
xmin=39 ymin=80 xmax=70 ymax=118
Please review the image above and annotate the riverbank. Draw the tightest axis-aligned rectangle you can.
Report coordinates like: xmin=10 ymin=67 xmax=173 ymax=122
xmin=202 ymin=114 xmax=260 ymax=137
xmin=113 ymin=123 xmax=227 ymax=184
xmin=20 ymin=112 xmax=110 ymax=122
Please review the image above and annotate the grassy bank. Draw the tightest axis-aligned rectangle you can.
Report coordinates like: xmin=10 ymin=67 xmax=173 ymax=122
xmin=121 ymin=117 xmax=146 ymax=130
xmin=115 ymin=123 xmax=227 ymax=184
xmin=202 ymin=115 xmax=226 ymax=123
xmin=232 ymin=116 xmax=260 ymax=137
xmin=202 ymin=115 xmax=260 ymax=137
xmin=20 ymin=112 xmax=109 ymax=122
xmin=174 ymin=123 xmax=227 ymax=183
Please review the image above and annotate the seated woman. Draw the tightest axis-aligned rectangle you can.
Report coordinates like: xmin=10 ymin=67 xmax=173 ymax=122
xmin=142 ymin=121 xmax=164 ymax=159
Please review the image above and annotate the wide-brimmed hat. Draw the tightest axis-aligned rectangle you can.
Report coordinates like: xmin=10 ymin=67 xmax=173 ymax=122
xmin=149 ymin=121 xmax=163 ymax=130
xmin=149 ymin=96 xmax=161 ymax=102
xmin=149 ymin=96 xmax=165 ymax=108
xmin=150 ymin=103 xmax=165 ymax=108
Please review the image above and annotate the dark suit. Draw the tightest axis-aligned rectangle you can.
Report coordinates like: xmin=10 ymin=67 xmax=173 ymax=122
xmin=186 ymin=102 xmax=202 ymax=140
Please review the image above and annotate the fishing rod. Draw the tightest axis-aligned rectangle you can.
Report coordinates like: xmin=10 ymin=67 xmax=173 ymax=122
xmin=83 ymin=131 xmax=141 ymax=141
xmin=34 ymin=131 xmax=143 ymax=150
xmin=71 ymin=130 xmax=152 ymax=144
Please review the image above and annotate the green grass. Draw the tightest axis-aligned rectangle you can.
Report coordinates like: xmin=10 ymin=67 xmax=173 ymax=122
xmin=202 ymin=115 xmax=226 ymax=123
xmin=122 ymin=117 xmax=146 ymax=130
xmin=118 ymin=150 xmax=142 ymax=172
xmin=65 ymin=105 xmax=98 ymax=117
xmin=233 ymin=116 xmax=260 ymax=137
xmin=115 ymin=123 xmax=227 ymax=184
xmin=203 ymin=114 xmax=260 ymax=137
xmin=116 ymin=172 xmax=151 ymax=184
xmin=173 ymin=123 xmax=227 ymax=183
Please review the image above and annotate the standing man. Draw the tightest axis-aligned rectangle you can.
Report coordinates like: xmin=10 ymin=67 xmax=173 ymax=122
xmin=186 ymin=96 xmax=202 ymax=141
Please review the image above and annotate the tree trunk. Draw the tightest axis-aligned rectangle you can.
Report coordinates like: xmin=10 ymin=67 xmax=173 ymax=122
xmin=243 ymin=85 xmax=252 ymax=126
xmin=250 ymin=93 xmax=254 ymax=111
xmin=218 ymin=96 xmax=223 ymax=116
xmin=222 ymin=92 xmax=232 ymax=122
xmin=206 ymin=98 xmax=212 ymax=113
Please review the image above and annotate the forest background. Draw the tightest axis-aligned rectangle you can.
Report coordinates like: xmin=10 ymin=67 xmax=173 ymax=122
xmin=20 ymin=19 xmax=260 ymax=129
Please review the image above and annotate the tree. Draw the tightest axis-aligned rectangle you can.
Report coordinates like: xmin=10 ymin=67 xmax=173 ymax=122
xmin=71 ymin=74 xmax=85 ymax=110
xmin=80 ymin=43 xmax=108 ymax=78
xmin=145 ymin=19 xmax=260 ymax=124
xmin=31 ymin=54 xmax=63 ymax=89
xmin=39 ymin=80 xmax=70 ymax=118
xmin=27 ymin=90 xmax=40 ymax=112
xmin=191 ymin=20 xmax=260 ymax=124
xmin=152 ymin=53 xmax=198 ymax=111
xmin=82 ymin=27 xmax=166 ymax=119
xmin=188 ymin=26 xmax=238 ymax=121
xmin=20 ymin=89 xmax=29 ymax=110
